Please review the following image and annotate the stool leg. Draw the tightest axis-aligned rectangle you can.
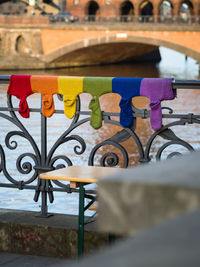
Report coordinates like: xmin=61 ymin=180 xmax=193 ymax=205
xmin=78 ymin=183 xmax=85 ymax=259
xmin=108 ymin=233 xmax=115 ymax=246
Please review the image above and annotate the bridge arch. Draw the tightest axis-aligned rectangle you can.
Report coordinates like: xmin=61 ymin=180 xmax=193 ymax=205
xmin=42 ymin=34 xmax=200 ymax=68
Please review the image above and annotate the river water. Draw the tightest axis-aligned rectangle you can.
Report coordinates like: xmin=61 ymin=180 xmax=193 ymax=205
xmin=0 ymin=47 xmax=199 ymax=215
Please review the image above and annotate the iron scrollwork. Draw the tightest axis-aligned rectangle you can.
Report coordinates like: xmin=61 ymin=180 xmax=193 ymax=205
xmin=0 ymin=76 xmax=199 ymax=216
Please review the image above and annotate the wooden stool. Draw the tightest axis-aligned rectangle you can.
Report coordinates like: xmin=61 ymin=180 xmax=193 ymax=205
xmin=40 ymin=165 xmax=122 ymax=258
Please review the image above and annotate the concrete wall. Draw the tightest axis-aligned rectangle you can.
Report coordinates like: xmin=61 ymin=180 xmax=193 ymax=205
xmin=97 ymin=151 xmax=200 ymax=236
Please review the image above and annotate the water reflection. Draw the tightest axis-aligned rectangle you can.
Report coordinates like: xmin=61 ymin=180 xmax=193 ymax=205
xmin=158 ymin=47 xmax=199 ymax=79
xmin=0 ymin=61 xmax=159 ymax=78
xmin=0 ymin=47 xmax=199 ymax=214
xmin=1 ymin=47 xmax=199 ymax=79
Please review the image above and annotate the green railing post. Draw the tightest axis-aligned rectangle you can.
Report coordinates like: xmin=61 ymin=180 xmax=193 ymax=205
xmin=78 ymin=183 xmax=85 ymax=259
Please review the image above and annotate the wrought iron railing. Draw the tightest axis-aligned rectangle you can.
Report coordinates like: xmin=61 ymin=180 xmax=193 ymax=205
xmin=0 ymin=75 xmax=200 ymax=217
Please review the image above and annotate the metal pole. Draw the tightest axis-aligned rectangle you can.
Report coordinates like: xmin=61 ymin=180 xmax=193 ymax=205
xmin=1 ymin=76 xmax=200 ymax=89
xmin=40 ymin=108 xmax=49 ymax=217
xmin=78 ymin=183 xmax=85 ymax=259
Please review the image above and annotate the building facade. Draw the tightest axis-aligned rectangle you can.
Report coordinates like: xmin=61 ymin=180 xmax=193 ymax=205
xmin=66 ymin=0 xmax=200 ymax=19
xmin=0 ymin=0 xmax=60 ymax=15
xmin=0 ymin=1 xmax=28 ymax=15
xmin=0 ymin=0 xmax=199 ymax=20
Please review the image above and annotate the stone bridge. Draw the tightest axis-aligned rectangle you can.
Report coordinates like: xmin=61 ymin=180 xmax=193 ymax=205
xmin=0 ymin=23 xmax=200 ymax=70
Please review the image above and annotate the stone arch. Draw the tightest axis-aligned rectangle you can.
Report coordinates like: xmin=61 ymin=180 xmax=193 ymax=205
xmin=139 ymin=1 xmax=154 ymax=22
xmin=159 ymin=0 xmax=173 ymax=21
xmin=15 ymin=35 xmax=29 ymax=55
xmin=119 ymin=1 xmax=134 ymax=21
xmin=85 ymin=0 xmax=100 ymax=21
xmin=42 ymin=35 xmax=200 ymax=66
xmin=179 ymin=0 xmax=194 ymax=22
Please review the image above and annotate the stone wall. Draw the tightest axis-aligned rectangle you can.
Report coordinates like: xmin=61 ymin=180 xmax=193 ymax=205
xmin=0 ymin=26 xmax=45 ymax=70
xmin=0 ymin=15 xmax=49 ymax=27
xmin=0 ymin=209 xmax=110 ymax=258
xmin=98 ymin=151 xmax=200 ymax=236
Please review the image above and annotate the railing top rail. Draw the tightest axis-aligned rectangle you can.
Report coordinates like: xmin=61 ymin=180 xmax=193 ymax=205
xmin=0 ymin=75 xmax=200 ymax=89
xmin=0 ymin=75 xmax=10 ymax=83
